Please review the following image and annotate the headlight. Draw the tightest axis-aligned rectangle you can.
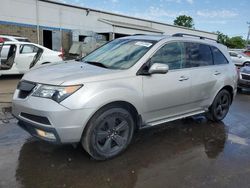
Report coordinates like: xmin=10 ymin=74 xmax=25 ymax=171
xmin=32 ymin=84 xmax=82 ymax=103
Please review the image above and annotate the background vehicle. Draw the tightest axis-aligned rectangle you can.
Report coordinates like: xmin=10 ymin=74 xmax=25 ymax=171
xmin=0 ymin=41 xmax=63 ymax=75
xmin=237 ymin=65 xmax=250 ymax=91
xmin=0 ymin=35 xmax=30 ymax=42
xmin=229 ymin=50 xmax=250 ymax=66
xmin=12 ymin=34 xmax=237 ymax=160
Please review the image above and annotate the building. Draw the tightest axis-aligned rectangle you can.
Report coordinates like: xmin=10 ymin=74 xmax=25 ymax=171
xmin=0 ymin=0 xmax=217 ymax=53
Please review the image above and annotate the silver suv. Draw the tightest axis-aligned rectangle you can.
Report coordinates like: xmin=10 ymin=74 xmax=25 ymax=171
xmin=12 ymin=34 xmax=237 ymax=160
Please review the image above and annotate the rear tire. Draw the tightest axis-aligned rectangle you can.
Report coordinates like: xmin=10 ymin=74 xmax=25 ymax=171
xmin=82 ymin=105 xmax=135 ymax=160
xmin=207 ymin=90 xmax=231 ymax=122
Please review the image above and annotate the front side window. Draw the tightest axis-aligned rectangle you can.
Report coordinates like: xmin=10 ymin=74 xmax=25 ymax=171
xmin=151 ymin=42 xmax=185 ymax=70
xmin=185 ymin=42 xmax=213 ymax=68
xmin=211 ymin=46 xmax=229 ymax=65
xmin=82 ymin=39 xmax=156 ymax=70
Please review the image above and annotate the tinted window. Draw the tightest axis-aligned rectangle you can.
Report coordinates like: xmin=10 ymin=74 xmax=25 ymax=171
xmin=185 ymin=42 xmax=213 ymax=68
xmin=211 ymin=46 xmax=228 ymax=65
xmin=151 ymin=42 xmax=185 ymax=70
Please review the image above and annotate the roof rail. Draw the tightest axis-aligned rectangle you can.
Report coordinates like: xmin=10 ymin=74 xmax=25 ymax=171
xmin=172 ymin=33 xmax=219 ymax=43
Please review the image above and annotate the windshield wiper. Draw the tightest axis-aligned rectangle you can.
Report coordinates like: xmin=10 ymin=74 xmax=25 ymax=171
xmin=84 ymin=61 xmax=108 ymax=68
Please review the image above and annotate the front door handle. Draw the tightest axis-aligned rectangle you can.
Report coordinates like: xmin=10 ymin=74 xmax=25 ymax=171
xmin=179 ymin=76 xmax=189 ymax=81
xmin=214 ymin=71 xmax=221 ymax=75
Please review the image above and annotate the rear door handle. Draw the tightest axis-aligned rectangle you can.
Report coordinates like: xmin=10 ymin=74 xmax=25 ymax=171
xmin=179 ymin=76 xmax=189 ymax=81
xmin=214 ymin=71 xmax=221 ymax=75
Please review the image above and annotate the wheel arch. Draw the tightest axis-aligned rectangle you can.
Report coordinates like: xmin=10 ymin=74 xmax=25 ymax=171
xmin=218 ymin=85 xmax=234 ymax=104
xmin=83 ymin=100 xmax=141 ymax=135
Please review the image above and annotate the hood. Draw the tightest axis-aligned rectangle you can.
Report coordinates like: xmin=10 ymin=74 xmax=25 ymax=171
xmin=22 ymin=60 xmax=126 ymax=85
xmin=241 ymin=66 xmax=250 ymax=74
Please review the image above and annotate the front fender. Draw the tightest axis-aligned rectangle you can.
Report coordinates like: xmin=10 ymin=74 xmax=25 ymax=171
xmin=61 ymin=78 xmax=143 ymax=115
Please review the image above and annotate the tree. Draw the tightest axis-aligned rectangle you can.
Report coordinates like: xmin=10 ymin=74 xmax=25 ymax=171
xmin=216 ymin=31 xmax=229 ymax=45
xmin=174 ymin=15 xmax=194 ymax=28
xmin=215 ymin=31 xmax=246 ymax=49
xmin=227 ymin=36 xmax=245 ymax=49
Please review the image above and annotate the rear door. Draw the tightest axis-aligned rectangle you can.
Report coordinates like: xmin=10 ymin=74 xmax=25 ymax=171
xmin=142 ymin=42 xmax=192 ymax=123
xmin=15 ymin=44 xmax=39 ymax=72
xmin=184 ymin=42 xmax=216 ymax=108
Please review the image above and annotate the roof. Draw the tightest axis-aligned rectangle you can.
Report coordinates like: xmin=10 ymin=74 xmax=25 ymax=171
xmin=99 ymin=19 xmax=163 ymax=34
xmin=0 ymin=35 xmax=28 ymax=39
xmin=3 ymin=41 xmax=32 ymax=45
xmin=122 ymin=35 xmax=168 ymax=41
xmin=39 ymin=0 xmax=217 ymax=37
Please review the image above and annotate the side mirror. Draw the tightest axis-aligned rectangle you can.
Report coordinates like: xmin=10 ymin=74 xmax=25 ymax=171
xmin=238 ymin=54 xmax=242 ymax=58
xmin=148 ymin=63 xmax=169 ymax=74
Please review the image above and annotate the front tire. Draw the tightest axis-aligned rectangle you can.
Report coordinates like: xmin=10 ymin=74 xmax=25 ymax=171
xmin=207 ymin=90 xmax=231 ymax=122
xmin=82 ymin=106 xmax=135 ymax=160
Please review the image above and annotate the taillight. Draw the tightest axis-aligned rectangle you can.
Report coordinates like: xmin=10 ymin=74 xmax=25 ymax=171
xmin=0 ymin=37 xmax=4 ymax=43
xmin=59 ymin=47 xmax=64 ymax=60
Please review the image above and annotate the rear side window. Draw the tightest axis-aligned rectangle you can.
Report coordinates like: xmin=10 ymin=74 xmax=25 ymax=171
xmin=20 ymin=45 xmax=39 ymax=54
xmin=151 ymin=42 xmax=185 ymax=70
xmin=229 ymin=52 xmax=238 ymax=57
xmin=211 ymin=46 xmax=228 ymax=65
xmin=185 ymin=42 xmax=213 ymax=68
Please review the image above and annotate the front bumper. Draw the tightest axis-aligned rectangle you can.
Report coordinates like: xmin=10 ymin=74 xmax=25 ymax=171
xmin=238 ymin=79 xmax=250 ymax=89
xmin=16 ymin=118 xmax=61 ymax=143
xmin=12 ymin=93 xmax=96 ymax=143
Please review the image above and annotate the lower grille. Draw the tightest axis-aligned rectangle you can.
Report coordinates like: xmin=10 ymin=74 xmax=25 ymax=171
xmin=20 ymin=112 xmax=51 ymax=125
xmin=241 ymin=74 xmax=250 ymax=81
xmin=17 ymin=81 xmax=36 ymax=99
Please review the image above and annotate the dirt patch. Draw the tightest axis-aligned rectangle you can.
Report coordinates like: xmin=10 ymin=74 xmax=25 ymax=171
xmin=0 ymin=104 xmax=14 ymax=124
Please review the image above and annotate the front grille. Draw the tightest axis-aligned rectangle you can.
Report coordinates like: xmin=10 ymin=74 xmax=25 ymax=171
xmin=20 ymin=112 xmax=51 ymax=125
xmin=17 ymin=81 xmax=36 ymax=99
xmin=241 ymin=74 xmax=250 ymax=81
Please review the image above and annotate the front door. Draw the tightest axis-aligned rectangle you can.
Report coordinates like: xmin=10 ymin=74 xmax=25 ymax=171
xmin=142 ymin=42 xmax=192 ymax=124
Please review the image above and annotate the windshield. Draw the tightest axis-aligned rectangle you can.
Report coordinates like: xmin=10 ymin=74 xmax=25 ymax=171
xmin=82 ymin=38 xmax=156 ymax=70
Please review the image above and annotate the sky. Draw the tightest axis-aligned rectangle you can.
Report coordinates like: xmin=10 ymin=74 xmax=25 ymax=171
xmin=58 ymin=0 xmax=250 ymax=38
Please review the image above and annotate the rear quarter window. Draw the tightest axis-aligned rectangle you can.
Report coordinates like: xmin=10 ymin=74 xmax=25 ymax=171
xmin=211 ymin=46 xmax=229 ymax=65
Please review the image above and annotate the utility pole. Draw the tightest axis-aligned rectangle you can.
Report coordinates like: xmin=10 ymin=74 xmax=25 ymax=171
xmin=247 ymin=22 xmax=250 ymax=49
xmin=36 ymin=0 xmax=40 ymax=44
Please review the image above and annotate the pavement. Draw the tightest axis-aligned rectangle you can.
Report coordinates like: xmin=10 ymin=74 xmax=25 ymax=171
xmin=0 ymin=75 xmax=21 ymax=124
xmin=1 ymin=77 xmax=250 ymax=187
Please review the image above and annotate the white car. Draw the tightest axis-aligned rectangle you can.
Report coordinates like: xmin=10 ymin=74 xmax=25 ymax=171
xmin=0 ymin=41 xmax=63 ymax=76
xmin=229 ymin=50 xmax=250 ymax=67
xmin=0 ymin=35 xmax=30 ymax=42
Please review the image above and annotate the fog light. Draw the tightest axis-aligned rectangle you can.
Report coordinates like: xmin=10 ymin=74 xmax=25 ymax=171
xmin=36 ymin=129 xmax=56 ymax=140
